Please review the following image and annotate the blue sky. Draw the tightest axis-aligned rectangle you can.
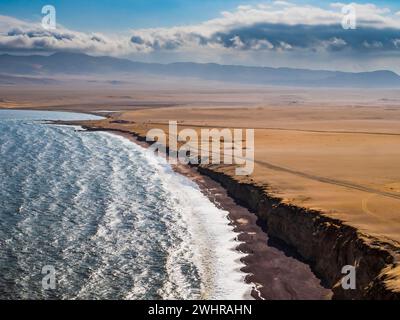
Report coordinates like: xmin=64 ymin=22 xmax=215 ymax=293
xmin=0 ymin=0 xmax=399 ymax=31
xmin=2 ymin=0 xmax=255 ymax=31
xmin=0 ymin=1 xmax=400 ymax=72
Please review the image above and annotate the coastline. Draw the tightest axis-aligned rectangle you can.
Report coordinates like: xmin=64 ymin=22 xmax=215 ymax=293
xmin=3 ymin=107 xmax=399 ymax=299
xmin=69 ymin=119 xmax=400 ymax=300
xmin=107 ymin=130 xmax=332 ymax=300
xmin=1 ymin=111 xmax=254 ymax=299
xmin=64 ymin=123 xmax=331 ymax=300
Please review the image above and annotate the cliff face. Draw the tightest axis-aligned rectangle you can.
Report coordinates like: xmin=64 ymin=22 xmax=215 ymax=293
xmin=197 ymin=166 xmax=400 ymax=300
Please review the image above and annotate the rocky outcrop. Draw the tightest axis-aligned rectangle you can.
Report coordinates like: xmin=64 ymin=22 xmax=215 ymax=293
xmin=197 ymin=165 xmax=400 ymax=300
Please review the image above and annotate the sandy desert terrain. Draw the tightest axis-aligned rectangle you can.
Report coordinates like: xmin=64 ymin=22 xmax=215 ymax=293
xmin=2 ymin=86 xmax=400 ymax=244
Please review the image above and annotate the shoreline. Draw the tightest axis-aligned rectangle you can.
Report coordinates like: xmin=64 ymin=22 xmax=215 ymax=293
xmin=74 ymin=125 xmax=332 ymax=300
xmin=72 ymin=121 xmax=400 ymax=300
xmin=4 ymin=108 xmax=400 ymax=299
xmin=112 ymin=131 xmax=262 ymax=300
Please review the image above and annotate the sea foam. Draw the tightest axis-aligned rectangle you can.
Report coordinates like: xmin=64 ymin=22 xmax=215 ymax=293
xmin=0 ymin=110 xmax=252 ymax=300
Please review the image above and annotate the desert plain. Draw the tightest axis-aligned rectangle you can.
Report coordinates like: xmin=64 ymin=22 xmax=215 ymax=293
xmin=1 ymin=85 xmax=400 ymax=245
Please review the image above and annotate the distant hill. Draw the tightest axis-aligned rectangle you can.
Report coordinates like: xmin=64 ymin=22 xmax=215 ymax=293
xmin=0 ymin=52 xmax=399 ymax=88
xmin=0 ymin=73 xmax=59 ymax=85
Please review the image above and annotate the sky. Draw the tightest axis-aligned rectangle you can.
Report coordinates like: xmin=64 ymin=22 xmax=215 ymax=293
xmin=0 ymin=1 xmax=400 ymax=72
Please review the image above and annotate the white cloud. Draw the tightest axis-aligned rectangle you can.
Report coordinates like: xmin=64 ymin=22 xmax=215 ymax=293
xmin=392 ymin=39 xmax=400 ymax=48
xmin=125 ymin=2 xmax=400 ymax=54
xmin=0 ymin=16 xmax=134 ymax=55
xmin=277 ymin=41 xmax=292 ymax=51
xmin=0 ymin=2 xmax=400 ymax=71
xmin=363 ymin=40 xmax=383 ymax=49
xmin=251 ymin=39 xmax=274 ymax=50
xmin=273 ymin=1 xmax=293 ymax=7
xmin=320 ymin=37 xmax=347 ymax=50
xmin=230 ymin=35 xmax=245 ymax=49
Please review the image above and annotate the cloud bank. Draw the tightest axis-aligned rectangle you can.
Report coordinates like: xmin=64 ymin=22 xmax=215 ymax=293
xmin=1 ymin=2 xmax=400 ymax=72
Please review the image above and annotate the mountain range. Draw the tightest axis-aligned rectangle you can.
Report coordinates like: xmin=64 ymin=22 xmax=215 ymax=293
xmin=0 ymin=52 xmax=399 ymax=88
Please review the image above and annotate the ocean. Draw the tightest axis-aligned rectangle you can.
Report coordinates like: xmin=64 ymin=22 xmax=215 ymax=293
xmin=0 ymin=110 xmax=250 ymax=300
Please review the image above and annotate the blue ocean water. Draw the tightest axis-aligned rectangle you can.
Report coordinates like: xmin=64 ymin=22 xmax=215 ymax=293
xmin=0 ymin=110 xmax=250 ymax=300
